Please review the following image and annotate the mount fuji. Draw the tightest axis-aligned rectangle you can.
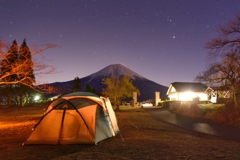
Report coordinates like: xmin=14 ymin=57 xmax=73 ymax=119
xmin=49 ymin=64 xmax=168 ymax=101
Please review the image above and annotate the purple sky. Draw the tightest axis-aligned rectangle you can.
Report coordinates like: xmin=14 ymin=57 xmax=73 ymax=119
xmin=1 ymin=0 xmax=240 ymax=86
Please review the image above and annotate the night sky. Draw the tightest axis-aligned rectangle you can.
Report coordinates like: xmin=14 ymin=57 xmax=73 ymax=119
xmin=1 ymin=0 xmax=240 ymax=86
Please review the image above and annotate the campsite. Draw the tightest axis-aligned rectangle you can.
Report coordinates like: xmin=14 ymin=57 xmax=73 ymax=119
xmin=1 ymin=104 xmax=240 ymax=159
xmin=23 ymin=92 xmax=119 ymax=145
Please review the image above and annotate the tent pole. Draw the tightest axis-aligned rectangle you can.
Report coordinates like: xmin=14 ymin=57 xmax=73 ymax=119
xmin=58 ymin=109 xmax=66 ymax=145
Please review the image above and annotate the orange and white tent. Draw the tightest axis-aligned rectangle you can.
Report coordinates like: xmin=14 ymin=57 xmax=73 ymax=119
xmin=23 ymin=92 xmax=119 ymax=145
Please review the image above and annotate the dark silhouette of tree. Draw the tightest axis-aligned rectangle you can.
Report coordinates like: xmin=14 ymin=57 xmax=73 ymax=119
xmin=0 ymin=40 xmax=19 ymax=81
xmin=0 ymin=39 xmax=58 ymax=88
xmin=205 ymin=15 xmax=240 ymax=59
xmin=102 ymin=75 xmax=140 ymax=110
xmin=0 ymin=40 xmax=19 ymax=107
xmin=196 ymin=15 xmax=240 ymax=106
xmin=18 ymin=39 xmax=35 ymax=86
xmin=15 ymin=39 xmax=36 ymax=106
xmin=196 ymin=53 xmax=240 ymax=104
xmin=72 ymin=77 xmax=81 ymax=92
xmin=15 ymin=85 xmax=35 ymax=106
xmin=84 ymin=83 xmax=96 ymax=94
xmin=0 ymin=39 xmax=59 ymax=107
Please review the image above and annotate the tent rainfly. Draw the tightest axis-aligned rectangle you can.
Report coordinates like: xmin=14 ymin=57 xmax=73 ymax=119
xmin=23 ymin=92 xmax=119 ymax=145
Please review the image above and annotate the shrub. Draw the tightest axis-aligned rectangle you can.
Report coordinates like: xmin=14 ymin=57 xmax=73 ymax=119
xmin=168 ymin=101 xmax=198 ymax=117
xmin=205 ymin=103 xmax=240 ymax=126
xmin=162 ymin=100 xmax=175 ymax=108
xmin=167 ymin=100 xmax=240 ymax=127
xmin=158 ymin=101 xmax=164 ymax=106
xmin=178 ymin=102 xmax=198 ymax=116
xmin=168 ymin=101 xmax=180 ymax=110
xmin=198 ymin=100 xmax=211 ymax=104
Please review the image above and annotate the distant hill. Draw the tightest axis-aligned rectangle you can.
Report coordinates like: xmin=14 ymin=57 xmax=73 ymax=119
xmin=49 ymin=64 xmax=168 ymax=101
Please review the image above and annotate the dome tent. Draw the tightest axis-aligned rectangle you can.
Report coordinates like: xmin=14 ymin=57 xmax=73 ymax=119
xmin=23 ymin=92 xmax=119 ymax=145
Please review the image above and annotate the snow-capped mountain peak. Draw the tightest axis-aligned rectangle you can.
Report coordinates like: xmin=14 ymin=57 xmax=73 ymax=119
xmin=87 ymin=64 xmax=146 ymax=82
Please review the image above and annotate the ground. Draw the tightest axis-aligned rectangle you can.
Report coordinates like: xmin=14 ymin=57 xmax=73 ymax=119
xmin=0 ymin=106 xmax=240 ymax=160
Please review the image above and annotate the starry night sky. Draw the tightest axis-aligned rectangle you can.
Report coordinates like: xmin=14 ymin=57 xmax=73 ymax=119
xmin=0 ymin=0 xmax=240 ymax=86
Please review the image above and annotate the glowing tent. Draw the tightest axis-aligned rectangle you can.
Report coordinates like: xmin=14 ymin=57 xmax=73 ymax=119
xmin=23 ymin=92 xmax=119 ymax=145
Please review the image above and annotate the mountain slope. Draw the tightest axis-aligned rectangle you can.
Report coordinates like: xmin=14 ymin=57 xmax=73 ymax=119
xmin=87 ymin=64 xmax=146 ymax=81
xmin=49 ymin=64 xmax=168 ymax=101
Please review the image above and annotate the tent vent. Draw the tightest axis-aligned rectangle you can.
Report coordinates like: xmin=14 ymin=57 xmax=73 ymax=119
xmin=62 ymin=104 xmax=68 ymax=109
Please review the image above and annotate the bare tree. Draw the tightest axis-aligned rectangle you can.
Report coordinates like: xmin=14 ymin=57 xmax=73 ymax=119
xmin=0 ymin=39 xmax=59 ymax=92
xmin=196 ymin=53 xmax=240 ymax=83
xmin=196 ymin=53 xmax=240 ymax=103
xmin=196 ymin=15 xmax=240 ymax=106
xmin=205 ymin=15 xmax=240 ymax=59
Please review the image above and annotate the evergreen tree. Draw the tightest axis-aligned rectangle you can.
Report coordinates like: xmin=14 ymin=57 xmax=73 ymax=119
xmin=0 ymin=40 xmax=19 ymax=107
xmin=18 ymin=39 xmax=35 ymax=86
xmin=17 ymin=39 xmax=35 ymax=106
xmin=84 ymin=83 xmax=96 ymax=94
xmin=15 ymin=84 xmax=35 ymax=106
xmin=0 ymin=38 xmax=59 ymax=107
xmin=0 ymin=39 xmax=36 ymax=107
xmin=0 ymin=40 xmax=19 ymax=82
xmin=72 ymin=77 xmax=81 ymax=92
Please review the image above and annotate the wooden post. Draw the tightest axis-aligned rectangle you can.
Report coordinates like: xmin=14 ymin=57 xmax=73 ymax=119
xmin=155 ymin=92 xmax=160 ymax=106
xmin=133 ymin=92 xmax=137 ymax=107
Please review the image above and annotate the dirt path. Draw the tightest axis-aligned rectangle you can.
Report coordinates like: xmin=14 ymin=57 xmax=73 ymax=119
xmin=0 ymin=107 xmax=240 ymax=159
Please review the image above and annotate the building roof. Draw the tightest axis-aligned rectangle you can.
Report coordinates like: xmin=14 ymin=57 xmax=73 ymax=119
xmin=208 ymin=86 xmax=230 ymax=91
xmin=170 ymin=82 xmax=208 ymax=92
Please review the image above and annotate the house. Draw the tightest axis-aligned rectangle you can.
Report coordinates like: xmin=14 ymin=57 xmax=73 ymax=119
xmin=205 ymin=86 xmax=231 ymax=103
xmin=167 ymin=82 xmax=208 ymax=101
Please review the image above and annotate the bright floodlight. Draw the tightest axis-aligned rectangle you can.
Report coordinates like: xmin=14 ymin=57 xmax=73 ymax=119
xmin=34 ymin=95 xmax=40 ymax=101
xmin=181 ymin=91 xmax=194 ymax=101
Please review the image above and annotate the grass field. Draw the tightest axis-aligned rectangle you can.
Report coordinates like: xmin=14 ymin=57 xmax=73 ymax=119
xmin=0 ymin=106 xmax=240 ymax=159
